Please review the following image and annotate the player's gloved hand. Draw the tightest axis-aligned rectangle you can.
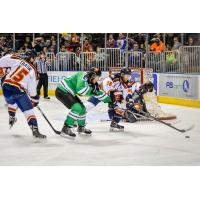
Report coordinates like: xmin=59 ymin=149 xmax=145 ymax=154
xmin=133 ymin=103 xmax=143 ymax=112
xmin=126 ymin=99 xmax=134 ymax=110
xmin=125 ymin=94 xmax=133 ymax=102
xmin=114 ymin=107 xmax=124 ymax=117
xmin=30 ymin=95 xmax=40 ymax=107
xmin=138 ymin=86 xmax=148 ymax=95
xmin=90 ymin=82 xmax=100 ymax=95
xmin=138 ymin=81 xmax=154 ymax=94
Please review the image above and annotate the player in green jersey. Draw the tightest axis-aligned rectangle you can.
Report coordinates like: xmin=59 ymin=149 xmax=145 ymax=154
xmin=55 ymin=67 xmax=112 ymax=138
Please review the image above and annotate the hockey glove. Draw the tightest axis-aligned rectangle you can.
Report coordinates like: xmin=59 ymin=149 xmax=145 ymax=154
xmin=90 ymin=82 xmax=100 ymax=95
xmin=31 ymin=95 xmax=40 ymax=107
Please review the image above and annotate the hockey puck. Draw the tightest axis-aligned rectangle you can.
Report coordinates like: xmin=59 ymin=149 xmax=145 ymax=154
xmin=185 ymin=135 xmax=190 ymax=138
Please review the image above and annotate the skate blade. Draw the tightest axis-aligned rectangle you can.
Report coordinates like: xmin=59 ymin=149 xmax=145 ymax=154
xmin=78 ymin=132 xmax=92 ymax=137
xmin=110 ymin=127 xmax=124 ymax=132
xmin=60 ymin=132 xmax=76 ymax=140
xmin=9 ymin=119 xmax=17 ymax=129
xmin=33 ymin=136 xmax=47 ymax=143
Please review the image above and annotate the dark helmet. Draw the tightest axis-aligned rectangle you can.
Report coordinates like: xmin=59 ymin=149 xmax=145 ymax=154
xmin=88 ymin=67 xmax=102 ymax=80
xmin=24 ymin=50 xmax=37 ymax=61
xmin=120 ymin=67 xmax=131 ymax=76
xmin=139 ymin=81 xmax=154 ymax=94
xmin=144 ymin=81 xmax=154 ymax=92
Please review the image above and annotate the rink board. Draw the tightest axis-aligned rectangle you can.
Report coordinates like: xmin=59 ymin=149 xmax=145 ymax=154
xmin=1 ymin=71 xmax=200 ymax=108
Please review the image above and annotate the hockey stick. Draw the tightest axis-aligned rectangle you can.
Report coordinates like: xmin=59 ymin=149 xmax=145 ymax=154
xmin=100 ymin=119 xmax=111 ymax=122
xmin=128 ymin=111 xmax=181 ymax=125
xmin=100 ymin=111 xmax=180 ymax=125
xmin=137 ymin=109 xmax=194 ymax=133
xmin=37 ymin=106 xmax=61 ymax=135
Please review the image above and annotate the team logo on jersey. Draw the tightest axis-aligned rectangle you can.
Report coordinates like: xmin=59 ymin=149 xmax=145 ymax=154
xmin=183 ymin=80 xmax=189 ymax=92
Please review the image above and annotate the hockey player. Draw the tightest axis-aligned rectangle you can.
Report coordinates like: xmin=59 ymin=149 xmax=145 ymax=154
xmin=55 ymin=67 xmax=112 ymax=138
xmin=125 ymin=80 xmax=154 ymax=121
xmin=85 ymin=67 xmax=132 ymax=131
xmin=85 ymin=67 xmax=155 ymax=129
xmin=1 ymin=50 xmax=46 ymax=138
xmin=105 ymin=67 xmax=132 ymax=131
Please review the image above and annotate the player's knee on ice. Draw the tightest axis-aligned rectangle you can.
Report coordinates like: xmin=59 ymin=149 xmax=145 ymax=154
xmin=108 ymin=108 xmax=121 ymax=123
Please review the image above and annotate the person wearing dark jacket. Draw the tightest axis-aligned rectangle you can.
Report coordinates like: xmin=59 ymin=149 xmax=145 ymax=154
xmin=36 ymin=51 xmax=51 ymax=99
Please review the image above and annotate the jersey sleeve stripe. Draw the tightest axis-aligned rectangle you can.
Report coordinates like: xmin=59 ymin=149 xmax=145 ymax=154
xmin=78 ymin=85 xmax=89 ymax=95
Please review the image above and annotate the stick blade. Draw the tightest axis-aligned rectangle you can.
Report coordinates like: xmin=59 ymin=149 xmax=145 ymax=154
xmin=181 ymin=124 xmax=195 ymax=133
xmin=55 ymin=131 xmax=61 ymax=135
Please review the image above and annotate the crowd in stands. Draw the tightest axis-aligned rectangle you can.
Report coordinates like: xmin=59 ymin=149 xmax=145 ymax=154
xmin=0 ymin=33 xmax=199 ymax=72
xmin=0 ymin=33 xmax=200 ymax=57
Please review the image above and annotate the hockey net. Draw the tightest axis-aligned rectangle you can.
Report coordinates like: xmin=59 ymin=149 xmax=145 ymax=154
xmin=109 ymin=67 xmax=177 ymax=120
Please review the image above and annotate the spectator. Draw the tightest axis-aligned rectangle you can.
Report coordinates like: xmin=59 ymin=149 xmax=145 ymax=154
xmin=96 ymin=46 xmax=105 ymax=67
xmin=60 ymin=45 xmax=66 ymax=52
xmin=106 ymin=34 xmax=116 ymax=48
xmin=71 ymin=33 xmax=80 ymax=43
xmin=50 ymin=46 xmax=56 ymax=55
xmin=71 ymin=34 xmax=81 ymax=50
xmin=50 ymin=40 xmax=57 ymax=52
xmin=3 ymin=46 xmax=11 ymax=54
xmin=129 ymin=43 xmax=144 ymax=67
xmin=24 ymin=36 xmax=32 ymax=48
xmin=116 ymin=33 xmax=127 ymax=51
xmin=36 ymin=51 xmax=51 ymax=100
xmin=132 ymin=33 xmax=145 ymax=47
xmin=150 ymin=38 xmax=165 ymax=52
xmin=75 ymin=47 xmax=81 ymax=57
xmin=172 ymin=36 xmax=182 ymax=50
xmin=64 ymin=41 xmax=73 ymax=52
xmin=42 ymin=46 xmax=48 ymax=54
xmin=83 ymin=38 xmax=93 ymax=52
xmin=130 ymin=43 xmax=143 ymax=53
xmin=58 ymin=45 xmax=67 ymax=70
xmin=51 ymin=35 xmax=56 ymax=43
xmin=0 ymin=41 xmax=4 ymax=54
xmin=40 ymin=37 xmax=46 ymax=49
xmin=45 ymin=39 xmax=51 ymax=48
xmin=48 ymin=46 xmax=56 ymax=69
xmin=32 ymin=38 xmax=43 ymax=52
xmin=187 ymin=36 xmax=195 ymax=46
xmin=75 ymin=47 xmax=81 ymax=69
xmin=23 ymin=42 xmax=31 ymax=51
xmin=18 ymin=46 xmax=25 ymax=54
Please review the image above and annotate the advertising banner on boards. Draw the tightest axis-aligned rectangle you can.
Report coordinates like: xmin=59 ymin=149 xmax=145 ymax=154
xmin=159 ymin=74 xmax=199 ymax=100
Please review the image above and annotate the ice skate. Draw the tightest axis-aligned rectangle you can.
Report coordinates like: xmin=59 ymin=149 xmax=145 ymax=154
xmin=110 ymin=120 xmax=124 ymax=132
xmin=31 ymin=126 xmax=47 ymax=139
xmin=9 ymin=116 xmax=17 ymax=129
xmin=77 ymin=126 xmax=92 ymax=136
xmin=60 ymin=125 xmax=76 ymax=139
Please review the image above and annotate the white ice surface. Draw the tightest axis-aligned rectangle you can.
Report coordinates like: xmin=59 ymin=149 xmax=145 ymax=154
xmin=0 ymin=95 xmax=200 ymax=166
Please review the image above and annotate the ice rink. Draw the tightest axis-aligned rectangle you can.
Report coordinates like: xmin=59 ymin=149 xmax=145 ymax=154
xmin=0 ymin=95 xmax=200 ymax=166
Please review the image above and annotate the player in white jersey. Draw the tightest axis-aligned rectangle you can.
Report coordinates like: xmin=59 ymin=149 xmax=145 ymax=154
xmin=85 ymin=67 xmax=133 ymax=131
xmin=1 ymin=50 xmax=46 ymax=139
xmin=104 ymin=68 xmax=154 ymax=123
xmin=85 ymin=67 xmax=155 ymax=129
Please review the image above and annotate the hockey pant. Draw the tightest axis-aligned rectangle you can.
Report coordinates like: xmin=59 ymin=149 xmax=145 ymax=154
xmin=2 ymin=83 xmax=38 ymax=127
xmin=55 ymin=87 xmax=86 ymax=127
